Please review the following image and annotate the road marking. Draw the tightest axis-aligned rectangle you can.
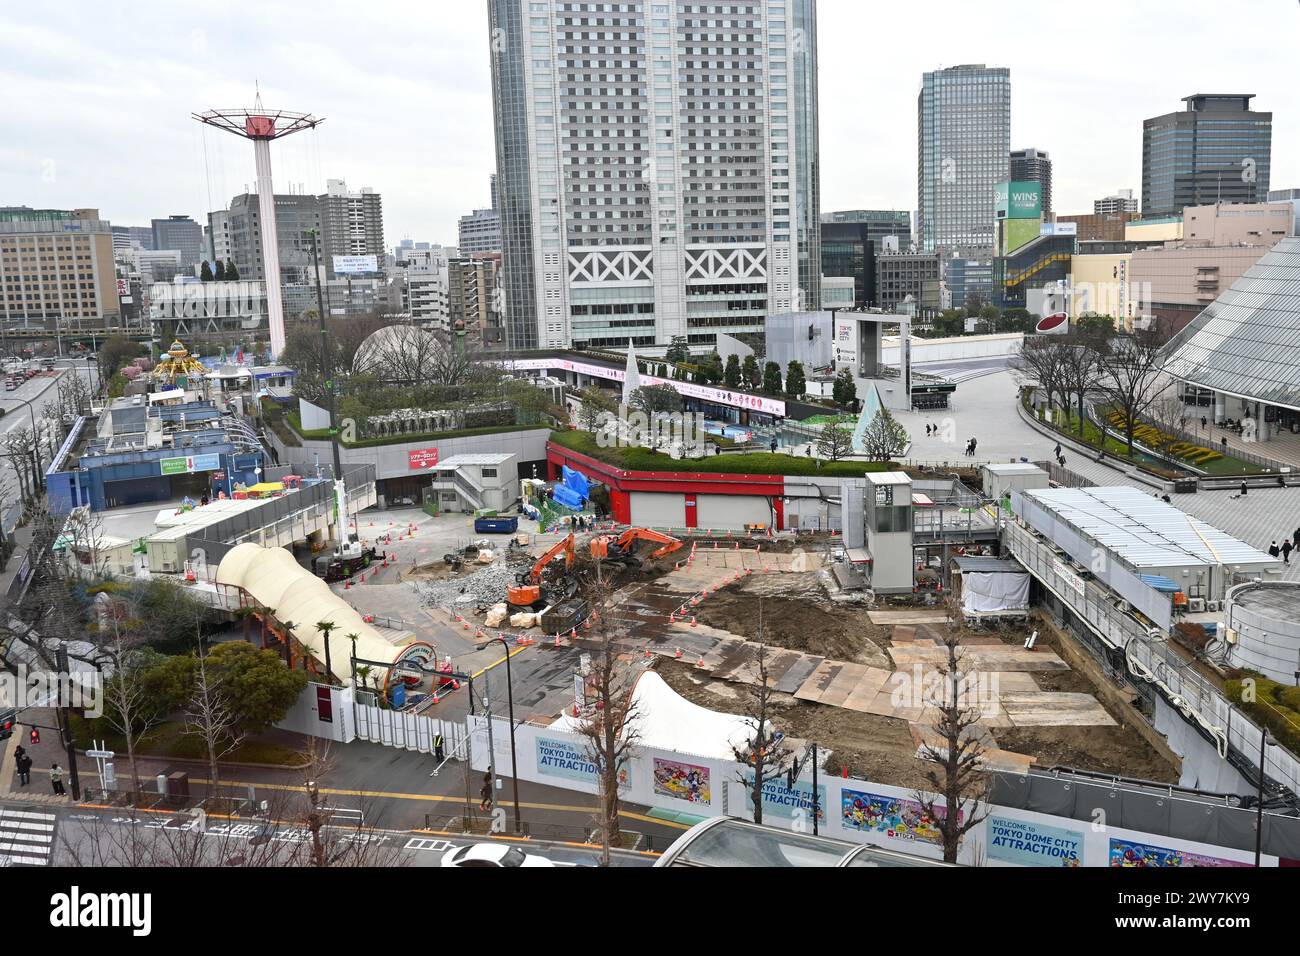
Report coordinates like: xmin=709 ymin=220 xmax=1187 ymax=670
xmin=0 ymin=808 xmax=56 ymax=866
xmin=187 ymin=778 xmax=689 ymax=830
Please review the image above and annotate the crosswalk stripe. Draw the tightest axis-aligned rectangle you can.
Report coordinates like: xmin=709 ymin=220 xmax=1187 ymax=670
xmin=0 ymin=851 xmax=49 ymax=866
xmin=0 ymin=820 xmax=53 ymax=832
xmin=0 ymin=831 xmax=52 ymax=844
xmin=0 ymin=809 xmax=58 ymax=822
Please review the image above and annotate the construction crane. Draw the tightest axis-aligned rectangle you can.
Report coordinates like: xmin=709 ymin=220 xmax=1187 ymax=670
xmin=507 ymin=533 xmax=576 ymax=607
xmin=590 ymin=528 xmax=683 ymax=568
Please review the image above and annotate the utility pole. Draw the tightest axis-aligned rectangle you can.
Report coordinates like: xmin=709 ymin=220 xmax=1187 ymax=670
xmin=55 ymin=643 xmax=81 ymax=801
xmin=482 ymin=667 xmax=498 ymax=826
xmin=811 ymin=742 xmax=819 ymax=836
xmin=310 ymin=230 xmax=348 ymax=544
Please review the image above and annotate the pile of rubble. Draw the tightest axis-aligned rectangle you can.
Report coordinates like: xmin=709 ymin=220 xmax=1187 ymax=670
xmin=415 ymin=557 xmax=526 ymax=609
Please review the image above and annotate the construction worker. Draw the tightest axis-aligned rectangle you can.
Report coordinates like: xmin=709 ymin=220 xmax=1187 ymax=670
xmin=434 ymin=733 xmax=445 ymax=764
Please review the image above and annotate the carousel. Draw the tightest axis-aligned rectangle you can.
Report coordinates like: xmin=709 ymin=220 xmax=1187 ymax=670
xmin=151 ymin=339 xmax=207 ymax=387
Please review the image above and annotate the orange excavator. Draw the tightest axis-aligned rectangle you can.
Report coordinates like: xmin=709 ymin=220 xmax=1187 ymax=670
xmin=507 ymin=533 xmax=576 ymax=607
xmin=590 ymin=527 xmax=683 ymax=569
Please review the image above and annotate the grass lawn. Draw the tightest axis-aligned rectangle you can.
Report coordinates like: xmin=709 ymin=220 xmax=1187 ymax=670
xmin=549 ymin=429 xmax=899 ymax=477
xmin=71 ymin=716 xmax=305 ymax=767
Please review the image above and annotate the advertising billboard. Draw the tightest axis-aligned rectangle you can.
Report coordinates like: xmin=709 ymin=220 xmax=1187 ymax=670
xmin=333 ymin=255 xmax=379 ymax=275
xmin=987 ymin=816 xmax=1084 ymax=867
xmin=408 ymin=448 xmax=439 ymax=470
xmin=995 ymin=181 xmax=1043 ymax=221
xmin=159 ymin=454 xmax=222 ymax=476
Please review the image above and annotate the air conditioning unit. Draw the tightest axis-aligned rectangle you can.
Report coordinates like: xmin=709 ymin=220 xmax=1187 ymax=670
xmin=1188 ymin=597 xmax=1206 ymax=613
xmin=1205 ymin=600 xmax=1220 ymax=612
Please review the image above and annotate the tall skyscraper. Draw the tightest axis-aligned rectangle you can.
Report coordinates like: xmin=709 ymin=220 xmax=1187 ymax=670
xmin=318 ymin=179 xmax=385 ymax=271
xmin=487 ymin=0 xmax=821 ymax=350
xmin=151 ymin=215 xmax=204 ymax=270
xmin=1009 ymin=147 xmax=1052 ymax=215
xmin=1142 ymin=95 xmax=1272 ymax=218
xmin=917 ymin=64 xmax=1010 ymax=254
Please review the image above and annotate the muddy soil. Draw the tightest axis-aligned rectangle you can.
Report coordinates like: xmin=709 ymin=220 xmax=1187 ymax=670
xmin=691 ymin=573 xmax=892 ymax=667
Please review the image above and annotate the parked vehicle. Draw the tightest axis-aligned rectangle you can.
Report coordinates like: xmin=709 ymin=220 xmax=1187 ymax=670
xmin=440 ymin=843 xmax=555 ymax=868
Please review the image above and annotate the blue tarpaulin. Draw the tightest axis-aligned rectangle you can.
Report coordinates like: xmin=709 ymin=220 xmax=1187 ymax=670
xmin=1140 ymin=573 xmax=1181 ymax=594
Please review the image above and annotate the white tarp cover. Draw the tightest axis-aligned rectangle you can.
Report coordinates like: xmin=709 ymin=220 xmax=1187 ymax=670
xmin=216 ymin=543 xmax=398 ymax=683
xmin=549 ymin=670 xmax=758 ymax=760
xmin=962 ymin=570 xmax=1030 ymax=614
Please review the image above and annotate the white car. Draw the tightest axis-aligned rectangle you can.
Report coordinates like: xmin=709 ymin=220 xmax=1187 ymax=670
xmin=440 ymin=843 xmax=555 ymax=868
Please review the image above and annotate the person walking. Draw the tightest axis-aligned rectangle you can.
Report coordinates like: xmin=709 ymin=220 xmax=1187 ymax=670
xmin=1241 ymin=480 xmax=1248 ymax=497
xmin=1268 ymin=541 xmax=1281 ymax=559
xmin=16 ymin=754 xmax=31 ymax=787
xmin=1282 ymin=539 xmax=1294 ymax=565
xmin=970 ymin=437 xmax=978 ymax=456
xmin=478 ymin=771 xmax=493 ymax=811
xmin=1292 ymin=526 xmax=1300 ymax=549
xmin=1053 ymin=442 xmax=1062 ymax=458
xmin=50 ymin=763 xmax=65 ymax=796
xmin=433 ymin=733 xmax=445 ymax=764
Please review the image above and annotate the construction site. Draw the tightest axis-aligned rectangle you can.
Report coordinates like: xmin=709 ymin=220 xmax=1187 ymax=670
xmin=363 ymin=518 xmax=1182 ymax=793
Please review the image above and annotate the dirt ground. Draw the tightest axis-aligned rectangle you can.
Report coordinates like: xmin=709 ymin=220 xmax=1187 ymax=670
xmin=690 ymin=572 xmax=892 ymax=667
xmin=655 ymin=659 xmax=934 ymax=787
xmin=658 ymin=594 xmax=1180 ymax=786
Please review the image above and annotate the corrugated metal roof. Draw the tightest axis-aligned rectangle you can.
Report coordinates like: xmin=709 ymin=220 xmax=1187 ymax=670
xmin=433 ymin=453 xmax=515 ymax=468
xmin=1021 ymin=485 xmax=1277 ymax=571
xmin=1160 ymin=238 xmax=1300 ymax=412
xmin=983 ymin=463 xmax=1047 ymax=475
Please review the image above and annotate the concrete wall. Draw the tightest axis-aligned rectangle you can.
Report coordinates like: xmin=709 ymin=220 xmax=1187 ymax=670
xmin=881 ymin=333 xmax=1022 ymax=365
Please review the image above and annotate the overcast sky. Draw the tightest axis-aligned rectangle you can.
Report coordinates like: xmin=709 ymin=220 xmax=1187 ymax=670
xmin=1 ymin=0 xmax=1294 ymax=247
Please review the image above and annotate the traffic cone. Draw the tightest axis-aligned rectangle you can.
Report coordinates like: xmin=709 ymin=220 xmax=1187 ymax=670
xmin=344 ymin=579 xmax=350 ymax=589
xmin=584 ymin=616 xmax=594 ymax=630
xmin=690 ymin=617 xmax=697 ymax=627
xmin=644 ymin=648 xmax=652 ymax=660
xmin=570 ymin=627 xmax=578 ymax=639
xmin=696 ymin=655 xmax=706 ymax=667
xmin=675 ymin=647 xmax=683 ymax=659
xmin=463 ymin=620 xmax=471 ymax=630
xmin=554 ymin=634 xmax=562 ymax=647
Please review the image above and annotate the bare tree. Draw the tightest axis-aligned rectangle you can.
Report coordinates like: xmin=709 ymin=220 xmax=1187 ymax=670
xmin=183 ymin=653 xmax=247 ymax=802
xmin=1011 ymin=335 xmax=1070 ymax=423
xmin=1095 ymin=333 xmax=1169 ymax=457
xmin=1057 ymin=336 xmax=1106 ymax=440
xmin=915 ymin=630 xmax=990 ymax=865
xmin=731 ymin=637 xmax=792 ymax=827
xmin=573 ymin=585 xmax=641 ymax=866
xmin=95 ymin=606 xmax=167 ymax=794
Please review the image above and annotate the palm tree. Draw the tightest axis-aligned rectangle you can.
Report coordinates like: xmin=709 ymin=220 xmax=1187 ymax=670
xmin=314 ymin=620 xmax=337 ymax=684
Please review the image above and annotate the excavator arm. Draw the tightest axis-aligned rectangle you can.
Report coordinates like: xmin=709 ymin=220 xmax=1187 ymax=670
xmin=614 ymin=527 xmax=684 ymax=561
xmin=523 ymin=532 xmax=575 ymax=584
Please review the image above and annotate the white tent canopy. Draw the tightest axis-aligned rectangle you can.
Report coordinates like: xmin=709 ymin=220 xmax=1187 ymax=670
xmin=549 ymin=670 xmax=758 ymax=761
xmin=216 ymin=543 xmax=398 ymax=683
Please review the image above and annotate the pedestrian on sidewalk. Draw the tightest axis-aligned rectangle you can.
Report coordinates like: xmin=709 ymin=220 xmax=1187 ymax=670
xmin=970 ymin=437 xmax=978 ymax=456
xmin=13 ymin=743 xmax=25 ymax=766
xmin=434 ymin=733 xmax=445 ymax=764
xmin=478 ymin=771 xmax=493 ymax=811
xmin=16 ymin=753 xmax=32 ymax=786
xmin=1268 ymin=541 xmax=1281 ymax=559
xmin=1241 ymin=481 xmax=1248 ymax=497
xmin=50 ymin=763 xmax=65 ymax=796
xmin=1293 ymin=526 xmax=1300 ymax=548
xmin=1283 ymin=540 xmax=1294 ymax=565
xmin=1053 ymin=442 xmax=1062 ymax=458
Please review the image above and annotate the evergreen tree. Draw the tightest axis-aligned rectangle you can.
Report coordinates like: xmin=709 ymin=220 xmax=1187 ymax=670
xmin=785 ymin=360 xmax=806 ymax=400
xmin=215 ymin=259 xmax=227 ymax=281
xmin=199 ymin=261 xmax=214 ymax=282
xmin=832 ymin=367 xmax=857 ymax=408
xmin=742 ymin=354 xmax=760 ymax=390
xmin=761 ymin=361 xmax=783 ymax=395
xmin=724 ymin=353 xmax=741 ymax=388
xmin=225 ymin=259 xmax=240 ymax=281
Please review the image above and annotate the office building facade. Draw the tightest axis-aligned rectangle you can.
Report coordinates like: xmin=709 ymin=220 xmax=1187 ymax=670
xmin=0 ymin=207 xmax=120 ymax=327
xmin=917 ymin=64 xmax=1011 ymax=254
xmin=487 ymin=0 xmax=822 ymax=350
xmin=222 ymin=192 xmax=324 ymax=289
xmin=318 ymin=179 xmax=385 ymax=271
xmin=820 ymin=209 xmax=911 ymax=251
xmin=1009 ymin=148 xmax=1052 ymax=216
xmin=1095 ymin=189 xmax=1138 ymax=215
xmin=820 ymin=221 xmax=876 ymax=309
xmin=1142 ymin=94 xmax=1272 ymax=218
xmin=151 ymin=215 xmax=204 ymax=270
xmin=458 ymin=207 xmax=503 ymax=254
xmin=875 ymin=251 xmax=940 ymax=315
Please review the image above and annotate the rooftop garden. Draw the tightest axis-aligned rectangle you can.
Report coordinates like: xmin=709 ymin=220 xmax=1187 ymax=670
xmin=549 ymin=428 xmax=901 ymax=477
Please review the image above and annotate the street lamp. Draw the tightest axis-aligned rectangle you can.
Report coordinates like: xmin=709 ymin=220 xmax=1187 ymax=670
xmin=482 ymin=635 xmax=523 ymax=833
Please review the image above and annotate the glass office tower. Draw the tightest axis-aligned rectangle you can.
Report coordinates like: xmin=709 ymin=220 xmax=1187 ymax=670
xmin=917 ymin=64 xmax=1011 ymax=255
xmin=1142 ymin=95 xmax=1272 ymax=219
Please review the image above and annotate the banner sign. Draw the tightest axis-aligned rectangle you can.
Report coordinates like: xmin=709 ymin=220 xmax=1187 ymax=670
xmin=497 ymin=358 xmax=787 ymax=417
xmin=333 ymin=255 xmax=379 ymax=275
xmin=841 ymin=788 xmax=957 ymax=845
xmin=536 ymin=737 xmax=629 ymax=788
xmin=1109 ymin=838 xmax=1250 ymax=868
xmin=744 ymin=774 xmax=827 ymax=823
xmin=408 ymin=448 xmax=439 ymax=470
xmin=652 ymin=757 xmax=711 ymax=805
xmin=988 ymin=816 xmax=1084 ymax=867
xmin=160 ymin=454 xmax=221 ymax=476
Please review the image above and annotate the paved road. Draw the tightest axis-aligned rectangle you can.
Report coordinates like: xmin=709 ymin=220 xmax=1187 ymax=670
xmin=0 ymin=795 xmax=653 ymax=868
